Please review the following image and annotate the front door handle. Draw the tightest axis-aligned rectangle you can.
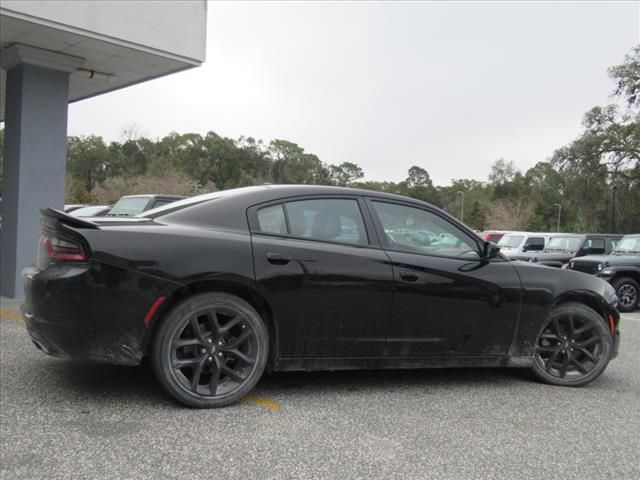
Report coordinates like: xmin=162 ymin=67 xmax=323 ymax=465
xmin=399 ymin=270 xmax=420 ymax=283
xmin=266 ymin=252 xmax=292 ymax=265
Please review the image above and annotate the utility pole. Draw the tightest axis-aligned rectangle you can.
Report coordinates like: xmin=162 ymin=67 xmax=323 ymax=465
xmin=457 ymin=191 xmax=465 ymax=222
xmin=554 ymin=203 xmax=562 ymax=232
xmin=611 ymin=185 xmax=618 ymax=233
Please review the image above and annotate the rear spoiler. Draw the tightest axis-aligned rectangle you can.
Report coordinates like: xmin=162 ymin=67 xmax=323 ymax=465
xmin=41 ymin=208 xmax=100 ymax=229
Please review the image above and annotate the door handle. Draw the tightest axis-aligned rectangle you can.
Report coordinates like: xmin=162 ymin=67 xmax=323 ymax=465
xmin=266 ymin=252 xmax=292 ymax=265
xmin=399 ymin=270 xmax=420 ymax=283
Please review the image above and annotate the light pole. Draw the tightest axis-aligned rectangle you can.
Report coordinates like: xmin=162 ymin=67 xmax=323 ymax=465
xmin=554 ymin=203 xmax=562 ymax=232
xmin=611 ymin=185 xmax=618 ymax=233
xmin=457 ymin=191 xmax=464 ymax=222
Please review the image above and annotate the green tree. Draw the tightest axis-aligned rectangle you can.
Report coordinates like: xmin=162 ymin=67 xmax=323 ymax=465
xmin=66 ymin=135 xmax=110 ymax=194
xmin=404 ymin=166 xmax=436 ymax=203
xmin=329 ymin=162 xmax=364 ymax=187
xmin=552 ymin=44 xmax=640 ymax=232
xmin=609 ymin=44 xmax=640 ymax=108
xmin=268 ymin=139 xmax=325 ymax=184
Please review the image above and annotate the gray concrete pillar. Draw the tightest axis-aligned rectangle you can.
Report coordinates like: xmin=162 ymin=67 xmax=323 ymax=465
xmin=1 ymin=45 xmax=84 ymax=298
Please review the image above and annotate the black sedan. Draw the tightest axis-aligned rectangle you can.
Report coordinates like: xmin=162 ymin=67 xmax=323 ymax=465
xmin=22 ymin=185 xmax=621 ymax=408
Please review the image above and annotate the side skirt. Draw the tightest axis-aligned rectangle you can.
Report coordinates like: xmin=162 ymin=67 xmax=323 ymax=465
xmin=271 ymin=355 xmax=534 ymax=372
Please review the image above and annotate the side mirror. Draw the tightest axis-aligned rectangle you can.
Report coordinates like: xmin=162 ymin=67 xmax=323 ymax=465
xmin=522 ymin=246 xmax=528 ymax=252
xmin=482 ymin=241 xmax=500 ymax=260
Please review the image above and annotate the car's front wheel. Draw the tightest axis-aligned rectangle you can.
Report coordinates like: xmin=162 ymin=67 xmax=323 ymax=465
xmin=612 ymin=277 xmax=639 ymax=313
xmin=151 ymin=292 xmax=269 ymax=408
xmin=532 ymin=302 xmax=613 ymax=387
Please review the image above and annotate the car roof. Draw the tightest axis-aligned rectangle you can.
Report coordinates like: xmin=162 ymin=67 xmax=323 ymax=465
xmin=141 ymin=184 xmax=479 ymax=235
xmin=143 ymin=184 xmax=442 ymax=216
xmin=119 ymin=194 xmax=185 ymax=199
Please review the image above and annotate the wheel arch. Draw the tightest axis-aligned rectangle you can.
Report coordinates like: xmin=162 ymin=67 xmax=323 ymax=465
xmin=609 ymin=269 xmax=640 ymax=283
xmin=144 ymin=278 xmax=278 ymax=368
xmin=552 ymin=290 xmax=611 ymax=324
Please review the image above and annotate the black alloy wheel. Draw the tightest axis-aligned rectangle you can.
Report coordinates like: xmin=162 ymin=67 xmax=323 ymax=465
xmin=532 ymin=302 xmax=613 ymax=387
xmin=151 ymin=293 xmax=268 ymax=408
xmin=612 ymin=277 xmax=639 ymax=313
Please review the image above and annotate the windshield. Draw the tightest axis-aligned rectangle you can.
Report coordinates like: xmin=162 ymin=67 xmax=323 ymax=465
xmin=613 ymin=236 xmax=640 ymax=254
xmin=546 ymin=236 xmax=582 ymax=252
xmin=69 ymin=206 xmax=109 ymax=217
xmin=497 ymin=235 xmax=524 ymax=249
xmin=108 ymin=197 xmax=150 ymax=216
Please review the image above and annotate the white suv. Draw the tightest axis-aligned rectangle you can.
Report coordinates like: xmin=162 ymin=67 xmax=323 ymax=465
xmin=497 ymin=232 xmax=550 ymax=258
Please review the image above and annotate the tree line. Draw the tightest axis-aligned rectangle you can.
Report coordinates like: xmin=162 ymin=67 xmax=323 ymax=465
xmin=0 ymin=46 xmax=638 ymax=233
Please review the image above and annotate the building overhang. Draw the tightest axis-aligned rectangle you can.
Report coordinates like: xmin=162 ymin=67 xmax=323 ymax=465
xmin=0 ymin=1 xmax=207 ymax=121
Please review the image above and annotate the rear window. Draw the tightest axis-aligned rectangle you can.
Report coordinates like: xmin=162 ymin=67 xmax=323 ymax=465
xmin=285 ymin=199 xmax=368 ymax=245
xmin=254 ymin=198 xmax=368 ymax=246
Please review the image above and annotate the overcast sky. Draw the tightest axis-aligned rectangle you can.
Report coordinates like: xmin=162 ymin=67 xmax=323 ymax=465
xmin=67 ymin=1 xmax=640 ymax=186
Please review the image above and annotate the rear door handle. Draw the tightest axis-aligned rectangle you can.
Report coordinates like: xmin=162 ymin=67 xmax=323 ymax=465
xmin=266 ymin=252 xmax=292 ymax=265
xmin=399 ymin=270 xmax=420 ymax=283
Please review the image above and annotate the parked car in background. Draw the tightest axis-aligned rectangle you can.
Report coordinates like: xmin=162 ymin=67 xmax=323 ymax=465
xmin=63 ymin=204 xmax=85 ymax=213
xmin=23 ymin=185 xmax=621 ymax=408
xmin=479 ymin=230 xmax=511 ymax=243
xmin=69 ymin=205 xmax=112 ymax=218
xmin=567 ymin=234 xmax=640 ymax=312
xmin=107 ymin=194 xmax=185 ymax=217
xmin=511 ymin=233 xmax=622 ymax=267
xmin=497 ymin=232 xmax=549 ymax=257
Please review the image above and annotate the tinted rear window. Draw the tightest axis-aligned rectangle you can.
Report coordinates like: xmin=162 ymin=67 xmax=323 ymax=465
xmin=257 ymin=204 xmax=287 ymax=234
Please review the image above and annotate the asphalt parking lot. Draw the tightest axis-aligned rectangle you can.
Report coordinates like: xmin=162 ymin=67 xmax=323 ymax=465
xmin=1 ymin=305 xmax=639 ymax=480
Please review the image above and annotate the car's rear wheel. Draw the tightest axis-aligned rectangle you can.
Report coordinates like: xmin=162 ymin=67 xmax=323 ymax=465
xmin=532 ymin=302 xmax=613 ymax=387
xmin=612 ymin=277 xmax=639 ymax=312
xmin=151 ymin=293 xmax=268 ymax=408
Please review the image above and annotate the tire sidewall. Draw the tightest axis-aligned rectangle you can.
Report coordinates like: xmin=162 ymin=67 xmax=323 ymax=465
xmin=612 ymin=277 xmax=640 ymax=313
xmin=532 ymin=303 xmax=613 ymax=387
xmin=151 ymin=293 xmax=269 ymax=408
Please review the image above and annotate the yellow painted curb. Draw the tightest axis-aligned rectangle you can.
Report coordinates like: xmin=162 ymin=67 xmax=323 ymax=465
xmin=0 ymin=310 xmax=23 ymax=322
xmin=244 ymin=394 xmax=280 ymax=410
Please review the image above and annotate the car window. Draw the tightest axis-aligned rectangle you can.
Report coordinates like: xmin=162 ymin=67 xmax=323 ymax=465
xmin=108 ymin=197 xmax=150 ymax=216
xmin=371 ymin=201 xmax=479 ymax=258
xmin=257 ymin=204 xmax=287 ymax=234
xmin=151 ymin=199 xmax=175 ymax=209
xmin=546 ymin=236 xmax=582 ymax=251
xmin=497 ymin=235 xmax=523 ymax=249
xmin=284 ymin=199 xmax=368 ymax=245
xmin=585 ymin=238 xmax=606 ymax=254
xmin=524 ymin=237 xmax=545 ymax=251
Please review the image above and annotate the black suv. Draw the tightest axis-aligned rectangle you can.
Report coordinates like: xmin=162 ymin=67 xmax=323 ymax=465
xmin=512 ymin=234 xmax=622 ymax=268
xmin=567 ymin=234 xmax=640 ymax=312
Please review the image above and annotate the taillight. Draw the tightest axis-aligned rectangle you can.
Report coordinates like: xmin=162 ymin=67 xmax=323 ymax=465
xmin=40 ymin=228 xmax=87 ymax=262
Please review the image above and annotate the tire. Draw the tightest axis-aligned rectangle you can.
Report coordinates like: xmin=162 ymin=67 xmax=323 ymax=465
xmin=151 ymin=293 xmax=269 ymax=408
xmin=531 ymin=302 xmax=613 ymax=387
xmin=612 ymin=277 xmax=639 ymax=313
